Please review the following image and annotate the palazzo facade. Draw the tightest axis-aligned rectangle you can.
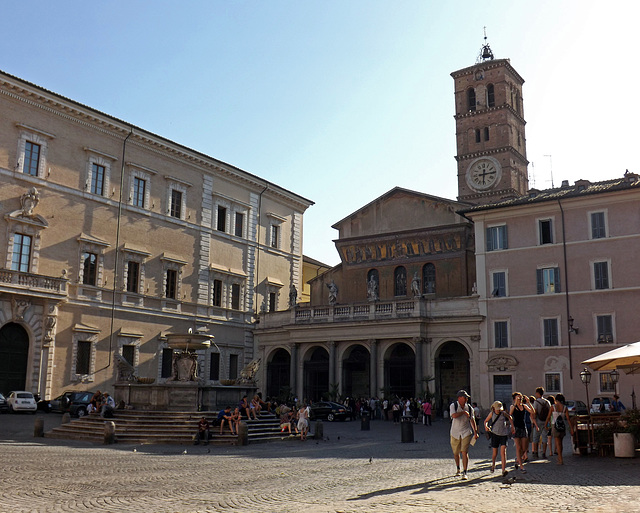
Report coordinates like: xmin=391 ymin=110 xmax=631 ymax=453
xmin=0 ymin=70 xmax=312 ymax=399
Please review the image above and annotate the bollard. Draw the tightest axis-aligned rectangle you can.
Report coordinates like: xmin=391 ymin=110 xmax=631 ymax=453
xmin=237 ymin=421 xmax=248 ymax=446
xmin=314 ymin=420 xmax=324 ymax=440
xmin=62 ymin=412 xmax=71 ymax=424
xmin=104 ymin=421 xmax=116 ymax=445
xmin=33 ymin=417 xmax=44 ymax=437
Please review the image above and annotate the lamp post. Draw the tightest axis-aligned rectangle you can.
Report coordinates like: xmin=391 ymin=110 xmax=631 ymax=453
xmin=609 ymin=369 xmax=620 ymax=394
xmin=580 ymin=367 xmax=593 ymax=451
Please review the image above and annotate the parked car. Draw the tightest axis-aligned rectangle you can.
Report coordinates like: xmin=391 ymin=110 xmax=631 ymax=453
xmin=591 ymin=397 xmax=613 ymax=413
xmin=0 ymin=392 xmax=9 ymax=413
xmin=49 ymin=391 xmax=94 ymax=417
xmin=6 ymin=391 xmax=37 ymax=413
xmin=565 ymin=399 xmax=588 ymax=416
xmin=308 ymin=401 xmax=351 ymax=422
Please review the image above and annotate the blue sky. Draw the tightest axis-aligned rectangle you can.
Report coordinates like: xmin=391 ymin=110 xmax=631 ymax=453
xmin=2 ymin=1 xmax=638 ymax=265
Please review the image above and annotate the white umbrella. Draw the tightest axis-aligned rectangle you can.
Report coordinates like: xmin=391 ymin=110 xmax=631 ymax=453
xmin=582 ymin=341 xmax=640 ymax=374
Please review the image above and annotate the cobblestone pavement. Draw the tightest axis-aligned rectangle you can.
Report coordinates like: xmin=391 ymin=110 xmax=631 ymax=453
xmin=1 ymin=412 xmax=639 ymax=512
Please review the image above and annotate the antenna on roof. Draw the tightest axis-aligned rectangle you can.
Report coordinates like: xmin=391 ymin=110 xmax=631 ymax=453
xmin=477 ymin=27 xmax=494 ymax=63
xmin=544 ymin=154 xmax=554 ymax=188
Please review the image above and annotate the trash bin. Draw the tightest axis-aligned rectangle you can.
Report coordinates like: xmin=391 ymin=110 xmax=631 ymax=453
xmin=361 ymin=412 xmax=370 ymax=431
xmin=401 ymin=417 xmax=414 ymax=443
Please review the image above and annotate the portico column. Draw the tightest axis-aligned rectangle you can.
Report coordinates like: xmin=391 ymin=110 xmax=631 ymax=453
xmin=289 ymin=343 xmax=298 ymax=399
xmin=369 ymin=339 xmax=377 ymax=398
xmin=328 ymin=340 xmax=336 ymax=387
xmin=413 ymin=337 xmax=423 ymax=397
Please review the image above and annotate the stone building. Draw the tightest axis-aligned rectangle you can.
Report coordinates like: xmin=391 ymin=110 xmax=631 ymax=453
xmin=0 ymin=69 xmax=312 ymax=400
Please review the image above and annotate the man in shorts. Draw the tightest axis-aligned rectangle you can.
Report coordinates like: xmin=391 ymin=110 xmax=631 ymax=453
xmin=450 ymin=390 xmax=478 ymax=480
xmin=532 ymin=387 xmax=550 ymax=458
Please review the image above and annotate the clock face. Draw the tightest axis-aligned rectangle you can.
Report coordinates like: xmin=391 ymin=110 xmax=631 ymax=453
xmin=466 ymin=158 xmax=501 ymax=191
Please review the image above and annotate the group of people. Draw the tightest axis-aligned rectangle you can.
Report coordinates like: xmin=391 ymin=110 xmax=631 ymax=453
xmin=87 ymin=390 xmax=116 ymax=418
xmin=449 ymin=387 xmax=576 ymax=480
xmin=277 ymin=402 xmax=310 ymax=440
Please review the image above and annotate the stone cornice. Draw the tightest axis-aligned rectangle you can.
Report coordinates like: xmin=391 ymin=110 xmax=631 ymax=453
xmin=456 ymin=145 xmax=528 ymax=166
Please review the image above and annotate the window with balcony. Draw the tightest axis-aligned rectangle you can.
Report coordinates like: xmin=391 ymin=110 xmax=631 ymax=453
xmin=486 ymin=225 xmax=508 ymax=251
xmin=11 ymin=233 xmax=32 ymax=272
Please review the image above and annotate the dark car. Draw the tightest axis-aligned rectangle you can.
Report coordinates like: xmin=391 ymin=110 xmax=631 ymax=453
xmin=565 ymin=399 xmax=588 ymax=416
xmin=0 ymin=392 xmax=9 ymax=413
xmin=308 ymin=401 xmax=351 ymax=422
xmin=49 ymin=391 xmax=94 ymax=417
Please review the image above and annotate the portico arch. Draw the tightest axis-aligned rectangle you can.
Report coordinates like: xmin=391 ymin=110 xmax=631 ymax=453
xmin=266 ymin=348 xmax=290 ymax=399
xmin=341 ymin=344 xmax=370 ymax=399
xmin=0 ymin=322 xmax=30 ymax=394
xmin=435 ymin=340 xmax=470 ymax=414
xmin=303 ymin=346 xmax=329 ymax=402
xmin=383 ymin=342 xmax=415 ymax=398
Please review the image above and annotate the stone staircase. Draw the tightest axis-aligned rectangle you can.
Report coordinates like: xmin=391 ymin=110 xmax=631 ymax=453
xmin=44 ymin=410 xmax=285 ymax=445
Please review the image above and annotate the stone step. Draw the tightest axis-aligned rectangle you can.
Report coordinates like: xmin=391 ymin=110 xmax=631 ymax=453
xmin=43 ymin=410 xmax=286 ymax=445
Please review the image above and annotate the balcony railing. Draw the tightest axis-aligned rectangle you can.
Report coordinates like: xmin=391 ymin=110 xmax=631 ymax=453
xmin=0 ymin=269 xmax=68 ymax=298
xmin=255 ymin=297 xmax=481 ymax=329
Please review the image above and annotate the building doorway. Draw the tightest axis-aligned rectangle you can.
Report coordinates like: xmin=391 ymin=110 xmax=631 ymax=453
xmin=493 ymin=375 xmax=513 ymax=408
xmin=266 ymin=348 xmax=290 ymax=400
xmin=342 ymin=344 xmax=370 ymax=398
xmin=384 ymin=343 xmax=415 ymax=398
xmin=0 ymin=323 xmax=30 ymax=394
xmin=435 ymin=341 xmax=470 ymax=415
xmin=303 ymin=347 xmax=329 ymax=402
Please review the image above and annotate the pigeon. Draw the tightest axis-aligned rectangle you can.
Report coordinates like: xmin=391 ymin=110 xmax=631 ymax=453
xmin=133 ymin=448 xmax=137 ymax=453
xmin=182 ymin=450 xmax=187 ymax=455
xmin=369 ymin=457 xmax=372 ymax=464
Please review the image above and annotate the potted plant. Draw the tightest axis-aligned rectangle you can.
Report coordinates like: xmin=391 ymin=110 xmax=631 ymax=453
xmin=613 ymin=409 xmax=640 ymax=458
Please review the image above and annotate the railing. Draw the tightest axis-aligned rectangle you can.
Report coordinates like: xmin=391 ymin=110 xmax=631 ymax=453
xmin=0 ymin=269 xmax=68 ymax=296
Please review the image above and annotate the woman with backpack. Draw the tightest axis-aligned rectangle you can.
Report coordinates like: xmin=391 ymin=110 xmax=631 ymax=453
xmin=484 ymin=401 xmax=515 ymax=476
xmin=545 ymin=393 xmax=574 ymax=465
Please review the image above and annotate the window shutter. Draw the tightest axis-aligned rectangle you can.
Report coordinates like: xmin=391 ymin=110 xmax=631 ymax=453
xmin=502 ymin=226 xmax=508 ymax=249
xmin=536 ymin=269 xmax=543 ymax=294
xmin=554 ymin=267 xmax=561 ymax=293
xmin=486 ymin=227 xmax=494 ymax=251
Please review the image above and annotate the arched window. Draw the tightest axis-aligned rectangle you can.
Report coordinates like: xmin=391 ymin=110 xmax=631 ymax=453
xmin=467 ymin=88 xmax=476 ymax=112
xmin=487 ymin=84 xmax=495 ymax=108
xmin=484 ymin=126 xmax=490 ymax=141
xmin=394 ymin=266 xmax=407 ymax=296
xmin=475 ymin=129 xmax=481 ymax=143
xmin=422 ymin=263 xmax=436 ymax=294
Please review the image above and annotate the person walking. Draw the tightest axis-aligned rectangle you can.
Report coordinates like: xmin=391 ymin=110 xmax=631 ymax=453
xmin=449 ymin=390 xmax=478 ymax=480
xmin=422 ymin=399 xmax=432 ymax=426
xmin=532 ymin=387 xmax=551 ymax=458
xmin=509 ymin=392 xmax=535 ymax=473
xmin=546 ymin=393 xmax=574 ymax=465
xmin=484 ymin=401 xmax=515 ymax=477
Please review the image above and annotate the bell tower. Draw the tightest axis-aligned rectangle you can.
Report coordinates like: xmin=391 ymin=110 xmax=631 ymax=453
xmin=452 ymin=38 xmax=529 ymax=205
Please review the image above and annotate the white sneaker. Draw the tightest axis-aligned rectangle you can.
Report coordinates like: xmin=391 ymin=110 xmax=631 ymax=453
xmin=462 ymin=472 xmax=468 ymax=480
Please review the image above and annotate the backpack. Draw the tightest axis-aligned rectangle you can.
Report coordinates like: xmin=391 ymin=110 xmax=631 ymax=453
xmin=554 ymin=412 xmax=566 ymax=432
xmin=537 ymin=398 xmax=550 ymax=424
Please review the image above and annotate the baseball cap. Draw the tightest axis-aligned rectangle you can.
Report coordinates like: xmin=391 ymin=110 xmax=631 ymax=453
xmin=456 ymin=390 xmax=470 ymax=398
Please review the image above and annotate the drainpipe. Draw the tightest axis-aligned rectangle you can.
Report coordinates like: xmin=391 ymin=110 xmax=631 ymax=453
xmin=254 ymin=183 xmax=269 ymax=318
xmin=558 ymin=199 xmax=573 ymax=379
xmin=106 ymin=128 xmax=133 ymax=371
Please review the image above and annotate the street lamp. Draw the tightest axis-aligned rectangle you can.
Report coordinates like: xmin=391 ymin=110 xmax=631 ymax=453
xmin=580 ymin=367 xmax=593 ymax=451
xmin=580 ymin=367 xmax=592 ymax=411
